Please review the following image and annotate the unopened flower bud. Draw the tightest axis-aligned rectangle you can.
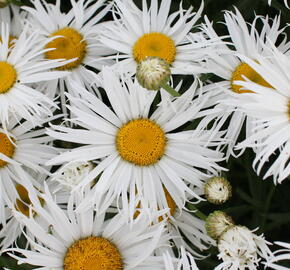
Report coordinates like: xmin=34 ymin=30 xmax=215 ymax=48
xmin=136 ymin=56 xmax=171 ymax=91
xmin=205 ymin=211 xmax=234 ymax=240
xmin=204 ymin=176 xmax=232 ymax=204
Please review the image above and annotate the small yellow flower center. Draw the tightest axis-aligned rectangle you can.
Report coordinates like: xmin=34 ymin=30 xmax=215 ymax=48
xmin=0 ymin=61 xmax=17 ymax=94
xmin=116 ymin=119 xmax=166 ymax=166
xmin=231 ymin=62 xmax=272 ymax=94
xmin=64 ymin=237 xmax=123 ymax=270
xmin=0 ymin=132 xmax=15 ymax=168
xmin=133 ymin=32 xmax=176 ymax=64
xmin=45 ymin=27 xmax=87 ymax=70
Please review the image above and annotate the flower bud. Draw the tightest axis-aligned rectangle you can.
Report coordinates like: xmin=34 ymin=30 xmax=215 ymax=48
xmin=136 ymin=56 xmax=171 ymax=91
xmin=218 ymin=225 xmax=273 ymax=269
xmin=204 ymin=176 xmax=232 ymax=204
xmin=205 ymin=211 xmax=234 ymax=240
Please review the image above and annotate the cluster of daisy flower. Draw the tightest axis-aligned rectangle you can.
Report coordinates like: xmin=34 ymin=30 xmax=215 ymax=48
xmin=0 ymin=0 xmax=289 ymax=269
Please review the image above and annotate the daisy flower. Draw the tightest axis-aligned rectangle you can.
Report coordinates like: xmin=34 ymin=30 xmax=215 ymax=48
xmin=216 ymin=225 xmax=273 ymax=270
xmin=200 ymin=9 xmax=288 ymax=159
xmin=47 ymin=68 xmax=225 ymax=219
xmin=8 ymin=187 xmax=169 ymax=270
xmin=0 ymin=115 xmax=58 ymax=206
xmin=232 ymin=48 xmax=290 ymax=183
xmin=100 ymin=0 xmax=214 ymax=76
xmin=265 ymin=241 xmax=290 ymax=270
xmin=23 ymin=0 xmax=114 ymax=104
xmin=0 ymin=22 xmax=70 ymax=128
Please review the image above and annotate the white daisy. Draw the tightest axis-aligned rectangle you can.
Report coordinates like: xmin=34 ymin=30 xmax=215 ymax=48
xmin=0 ymin=22 xmax=70 ymax=128
xmin=265 ymin=241 xmax=290 ymax=270
xmin=47 ymin=68 xmax=225 ymax=219
xmin=23 ymin=0 xmax=114 ymax=104
xmin=0 ymin=115 xmax=58 ymax=205
xmin=216 ymin=225 xmax=273 ymax=270
xmin=100 ymin=0 xmax=215 ymax=76
xmin=200 ymin=9 xmax=288 ymax=159
xmin=7 ymin=187 xmax=169 ymax=270
xmin=233 ymin=48 xmax=290 ymax=183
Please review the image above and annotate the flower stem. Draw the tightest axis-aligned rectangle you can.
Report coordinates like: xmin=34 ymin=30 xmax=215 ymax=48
xmin=161 ymin=83 xmax=181 ymax=97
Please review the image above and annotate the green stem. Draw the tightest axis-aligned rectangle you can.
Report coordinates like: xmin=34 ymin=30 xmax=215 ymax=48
xmin=161 ymin=83 xmax=181 ymax=97
xmin=189 ymin=205 xmax=208 ymax=221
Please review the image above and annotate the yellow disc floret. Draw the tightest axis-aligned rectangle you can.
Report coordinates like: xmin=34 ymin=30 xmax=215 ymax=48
xmin=116 ymin=119 xmax=166 ymax=166
xmin=133 ymin=32 xmax=176 ymax=64
xmin=0 ymin=61 xmax=17 ymax=94
xmin=45 ymin=27 xmax=87 ymax=70
xmin=231 ymin=62 xmax=272 ymax=94
xmin=0 ymin=132 xmax=15 ymax=167
xmin=64 ymin=237 xmax=123 ymax=270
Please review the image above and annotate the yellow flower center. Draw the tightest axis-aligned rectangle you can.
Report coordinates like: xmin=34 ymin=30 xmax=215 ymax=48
xmin=231 ymin=62 xmax=272 ymax=94
xmin=0 ymin=132 xmax=15 ymax=167
xmin=116 ymin=119 xmax=166 ymax=166
xmin=64 ymin=237 xmax=123 ymax=270
xmin=133 ymin=32 xmax=176 ymax=64
xmin=0 ymin=61 xmax=17 ymax=94
xmin=45 ymin=27 xmax=87 ymax=70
